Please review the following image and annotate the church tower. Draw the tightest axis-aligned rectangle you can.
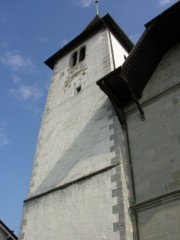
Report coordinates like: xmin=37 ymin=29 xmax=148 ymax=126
xmin=19 ymin=13 xmax=134 ymax=240
xmin=20 ymin=2 xmax=180 ymax=240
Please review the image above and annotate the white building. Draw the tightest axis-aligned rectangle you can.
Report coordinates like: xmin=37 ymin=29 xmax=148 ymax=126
xmin=19 ymin=2 xmax=180 ymax=239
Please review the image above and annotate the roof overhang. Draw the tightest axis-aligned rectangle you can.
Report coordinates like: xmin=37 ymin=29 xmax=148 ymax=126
xmin=97 ymin=66 xmax=132 ymax=106
xmin=0 ymin=220 xmax=17 ymax=240
xmin=97 ymin=1 xmax=180 ymax=106
xmin=45 ymin=14 xmax=134 ymax=69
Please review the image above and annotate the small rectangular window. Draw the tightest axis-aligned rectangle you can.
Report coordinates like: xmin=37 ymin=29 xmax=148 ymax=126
xmin=71 ymin=51 xmax=78 ymax=67
xmin=79 ymin=46 xmax=86 ymax=62
xmin=76 ymin=86 xmax=81 ymax=93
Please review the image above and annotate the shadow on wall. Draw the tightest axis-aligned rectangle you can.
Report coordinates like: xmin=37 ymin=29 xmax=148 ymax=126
xmin=35 ymin=99 xmax=114 ymax=195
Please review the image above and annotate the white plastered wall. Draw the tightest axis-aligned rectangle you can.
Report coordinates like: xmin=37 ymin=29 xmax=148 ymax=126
xmin=27 ymin=29 xmax=114 ymax=197
xmin=19 ymin=27 xmax=133 ymax=240
xmin=110 ymin=32 xmax=129 ymax=68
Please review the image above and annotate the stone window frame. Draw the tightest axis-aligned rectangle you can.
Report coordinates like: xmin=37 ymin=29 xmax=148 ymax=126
xmin=70 ymin=45 xmax=86 ymax=67
xmin=79 ymin=46 xmax=86 ymax=62
xmin=70 ymin=51 xmax=78 ymax=67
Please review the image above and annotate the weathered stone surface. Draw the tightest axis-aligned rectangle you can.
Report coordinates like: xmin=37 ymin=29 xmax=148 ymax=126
xmin=22 ymin=171 xmax=120 ymax=240
xmin=20 ymin=26 xmax=132 ymax=240
xmin=125 ymin=43 xmax=180 ymax=239
xmin=138 ymin=200 xmax=180 ymax=240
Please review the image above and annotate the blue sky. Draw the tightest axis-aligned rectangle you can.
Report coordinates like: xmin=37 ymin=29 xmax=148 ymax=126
xmin=0 ymin=0 xmax=177 ymax=235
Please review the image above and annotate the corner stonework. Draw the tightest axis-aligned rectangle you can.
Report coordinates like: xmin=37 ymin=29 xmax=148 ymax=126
xmin=108 ymin=106 xmax=133 ymax=240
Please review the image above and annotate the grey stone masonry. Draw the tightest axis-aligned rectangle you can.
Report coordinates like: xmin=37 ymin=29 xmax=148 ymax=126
xmin=138 ymin=199 xmax=180 ymax=240
xmin=125 ymin=43 xmax=180 ymax=239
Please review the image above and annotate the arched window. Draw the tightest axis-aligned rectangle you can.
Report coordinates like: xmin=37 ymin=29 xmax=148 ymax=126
xmin=79 ymin=46 xmax=86 ymax=62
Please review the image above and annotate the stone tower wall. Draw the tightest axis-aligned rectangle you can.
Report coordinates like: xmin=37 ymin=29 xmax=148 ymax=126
xmin=19 ymin=28 xmax=133 ymax=240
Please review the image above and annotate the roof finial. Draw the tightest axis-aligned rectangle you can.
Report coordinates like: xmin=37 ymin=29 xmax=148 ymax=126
xmin=95 ymin=0 xmax=99 ymax=15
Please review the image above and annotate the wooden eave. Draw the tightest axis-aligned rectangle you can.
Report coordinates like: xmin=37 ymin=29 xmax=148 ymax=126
xmin=0 ymin=220 xmax=17 ymax=240
xmin=97 ymin=1 xmax=180 ymax=106
xmin=44 ymin=14 xmax=133 ymax=69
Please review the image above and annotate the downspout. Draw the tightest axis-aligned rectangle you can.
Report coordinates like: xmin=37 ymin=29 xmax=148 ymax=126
xmin=99 ymin=18 xmax=140 ymax=240
xmin=107 ymin=29 xmax=116 ymax=70
xmin=98 ymin=80 xmax=126 ymax=129
xmin=121 ymin=74 xmax=145 ymax=121
xmin=124 ymin=116 xmax=140 ymax=240
xmin=97 ymin=80 xmax=140 ymax=240
xmin=100 ymin=18 xmax=116 ymax=70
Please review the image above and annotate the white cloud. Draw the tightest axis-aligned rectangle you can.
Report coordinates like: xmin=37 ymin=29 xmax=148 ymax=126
xmin=73 ymin=0 xmax=94 ymax=8
xmin=0 ymin=51 xmax=33 ymax=71
xmin=11 ymin=74 xmax=22 ymax=84
xmin=0 ymin=127 xmax=11 ymax=147
xmin=9 ymin=85 xmax=43 ymax=102
xmin=158 ymin=0 xmax=176 ymax=6
xmin=20 ymin=103 xmax=42 ymax=115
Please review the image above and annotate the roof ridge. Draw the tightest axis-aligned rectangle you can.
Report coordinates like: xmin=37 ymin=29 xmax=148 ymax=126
xmin=82 ymin=15 xmax=101 ymax=32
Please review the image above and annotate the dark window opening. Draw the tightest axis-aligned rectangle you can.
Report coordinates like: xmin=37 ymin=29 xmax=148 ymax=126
xmin=79 ymin=46 xmax=86 ymax=62
xmin=76 ymin=86 xmax=81 ymax=93
xmin=72 ymin=52 xmax=77 ymax=67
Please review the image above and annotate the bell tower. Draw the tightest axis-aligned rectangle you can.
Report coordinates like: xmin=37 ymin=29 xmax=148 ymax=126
xmin=19 ymin=13 xmax=134 ymax=240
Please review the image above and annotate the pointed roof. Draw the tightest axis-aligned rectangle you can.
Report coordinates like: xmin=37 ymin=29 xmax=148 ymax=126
xmin=82 ymin=15 xmax=101 ymax=31
xmin=45 ymin=14 xmax=133 ymax=69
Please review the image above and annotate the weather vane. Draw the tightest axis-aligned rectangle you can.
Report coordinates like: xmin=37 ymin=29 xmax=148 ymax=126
xmin=95 ymin=0 xmax=99 ymax=15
